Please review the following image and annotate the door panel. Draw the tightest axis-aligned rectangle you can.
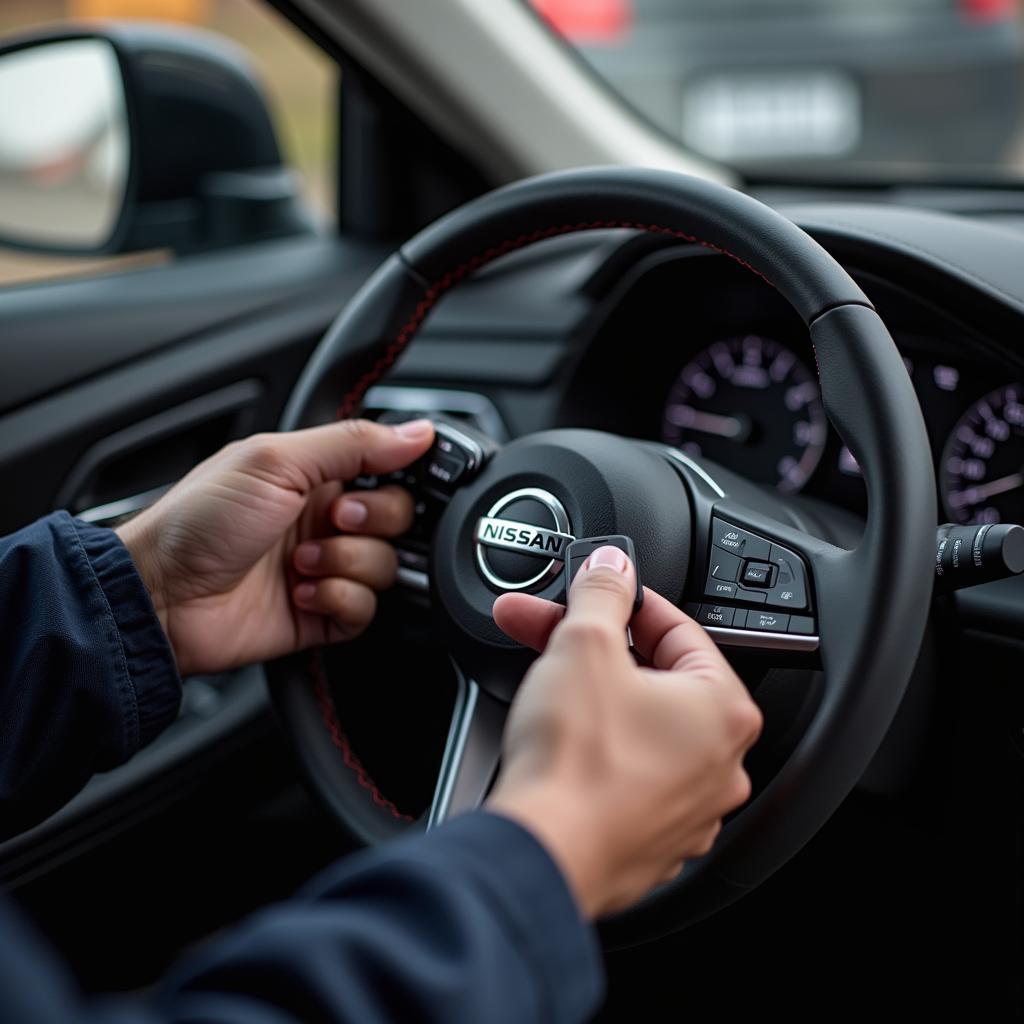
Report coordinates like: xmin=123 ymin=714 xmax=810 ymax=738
xmin=0 ymin=235 xmax=389 ymax=534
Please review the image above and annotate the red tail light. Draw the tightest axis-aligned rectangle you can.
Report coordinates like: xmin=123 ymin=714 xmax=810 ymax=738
xmin=961 ymin=0 xmax=1016 ymax=24
xmin=531 ymin=0 xmax=631 ymax=45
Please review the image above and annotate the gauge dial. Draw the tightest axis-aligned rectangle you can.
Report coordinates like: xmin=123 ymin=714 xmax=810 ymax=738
xmin=941 ymin=383 xmax=1024 ymax=524
xmin=661 ymin=335 xmax=827 ymax=493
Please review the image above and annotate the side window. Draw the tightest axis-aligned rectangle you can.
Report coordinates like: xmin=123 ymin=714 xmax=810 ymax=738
xmin=0 ymin=0 xmax=336 ymax=289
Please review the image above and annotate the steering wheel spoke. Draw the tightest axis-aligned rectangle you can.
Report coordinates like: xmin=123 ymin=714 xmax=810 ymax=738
xmin=662 ymin=447 xmax=856 ymax=658
xmin=427 ymin=663 xmax=508 ymax=828
xmin=349 ymin=416 xmax=502 ymax=597
xmin=693 ymin=512 xmax=829 ymax=655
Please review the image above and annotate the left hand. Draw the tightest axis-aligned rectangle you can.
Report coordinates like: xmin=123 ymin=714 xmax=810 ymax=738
xmin=116 ymin=418 xmax=435 ymax=677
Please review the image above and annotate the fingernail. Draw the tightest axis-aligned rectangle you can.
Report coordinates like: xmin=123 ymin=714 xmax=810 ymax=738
xmin=393 ymin=418 xmax=433 ymax=440
xmin=337 ymin=498 xmax=369 ymax=528
xmin=587 ymin=545 xmax=629 ymax=573
xmin=294 ymin=542 xmax=321 ymax=570
xmin=295 ymin=583 xmax=316 ymax=605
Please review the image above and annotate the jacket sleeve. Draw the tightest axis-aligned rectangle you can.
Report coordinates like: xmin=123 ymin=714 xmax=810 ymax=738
xmin=0 ymin=812 xmax=605 ymax=1024
xmin=0 ymin=511 xmax=181 ymax=839
xmin=149 ymin=812 xmax=604 ymax=1024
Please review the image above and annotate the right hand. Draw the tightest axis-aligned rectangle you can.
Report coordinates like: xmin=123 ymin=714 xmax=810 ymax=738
xmin=487 ymin=545 xmax=762 ymax=919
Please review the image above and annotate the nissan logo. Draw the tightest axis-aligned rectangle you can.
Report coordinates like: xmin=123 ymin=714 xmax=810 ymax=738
xmin=474 ymin=488 xmax=574 ymax=591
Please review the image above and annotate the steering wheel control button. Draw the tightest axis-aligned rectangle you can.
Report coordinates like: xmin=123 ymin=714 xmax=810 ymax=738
xmin=709 ymin=549 xmax=742 ymax=582
xmin=475 ymin=488 xmax=574 ymax=592
xmin=696 ymin=604 xmax=735 ymax=627
xmin=426 ymin=451 xmax=465 ymax=488
xmin=354 ymin=414 xmax=500 ymax=594
xmin=565 ymin=535 xmax=643 ymax=613
xmin=712 ymin=518 xmax=771 ymax=561
xmin=765 ymin=544 xmax=809 ymax=610
xmin=421 ymin=422 xmax=491 ymax=498
xmin=747 ymin=610 xmax=790 ymax=633
xmin=705 ymin=579 xmax=738 ymax=600
xmin=787 ymin=615 xmax=815 ymax=635
xmin=741 ymin=561 xmax=773 ymax=587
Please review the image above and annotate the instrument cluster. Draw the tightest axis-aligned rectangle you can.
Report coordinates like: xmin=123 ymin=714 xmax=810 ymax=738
xmin=658 ymin=332 xmax=1024 ymax=525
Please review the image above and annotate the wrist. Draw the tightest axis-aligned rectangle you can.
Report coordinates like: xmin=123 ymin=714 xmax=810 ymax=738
xmin=116 ymin=514 xmax=170 ymax=639
xmin=487 ymin=779 xmax=615 ymax=920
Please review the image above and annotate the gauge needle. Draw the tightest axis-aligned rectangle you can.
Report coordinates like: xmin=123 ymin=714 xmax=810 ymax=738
xmin=949 ymin=470 xmax=1024 ymax=508
xmin=666 ymin=405 xmax=751 ymax=441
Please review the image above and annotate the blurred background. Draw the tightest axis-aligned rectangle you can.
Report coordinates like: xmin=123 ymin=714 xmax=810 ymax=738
xmin=2 ymin=0 xmax=1024 ymax=287
xmin=533 ymin=0 xmax=1024 ymax=180
xmin=0 ymin=0 xmax=336 ymax=286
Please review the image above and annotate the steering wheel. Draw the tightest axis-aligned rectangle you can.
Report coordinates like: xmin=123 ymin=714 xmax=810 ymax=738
xmin=268 ymin=168 xmax=935 ymax=943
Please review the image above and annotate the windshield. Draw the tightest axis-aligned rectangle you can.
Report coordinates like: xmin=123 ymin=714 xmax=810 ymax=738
xmin=529 ymin=0 xmax=1024 ymax=182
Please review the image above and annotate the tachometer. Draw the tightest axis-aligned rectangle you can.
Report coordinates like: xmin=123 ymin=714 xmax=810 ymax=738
xmin=661 ymin=334 xmax=827 ymax=493
xmin=941 ymin=383 xmax=1024 ymax=524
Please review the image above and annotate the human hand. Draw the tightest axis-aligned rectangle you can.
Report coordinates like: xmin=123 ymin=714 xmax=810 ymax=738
xmin=487 ymin=546 xmax=762 ymax=919
xmin=116 ymin=419 xmax=435 ymax=677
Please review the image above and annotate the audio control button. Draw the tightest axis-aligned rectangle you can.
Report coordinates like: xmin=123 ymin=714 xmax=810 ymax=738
xmin=711 ymin=519 xmax=771 ymax=561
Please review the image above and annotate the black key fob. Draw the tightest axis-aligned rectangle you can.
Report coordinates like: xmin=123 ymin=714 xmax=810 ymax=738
xmin=564 ymin=535 xmax=643 ymax=614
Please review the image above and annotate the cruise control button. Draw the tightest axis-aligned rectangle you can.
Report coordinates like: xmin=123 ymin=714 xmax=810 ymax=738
xmin=709 ymin=549 xmax=742 ymax=582
xmin=705 ymin=579 xmax=738 ymax=600
xmin=697 ymin=604 xmax=735 ymax=627
xmin=712 ymin=518 xmax=771 ymax=561
xmin=765 ymin=544 xmax=809 ymax=610
xmin=435 ymin=434 xmax=462 ymax=457
xmin=747 ymin=610 xmax=790 ymax=633
xmin=788 ymin=615 xmax=815 ymax=635
xmin=425 ymin=452 xmax=465 ymax=489
xmin=741 ymin=561 xmax=773 ymax=587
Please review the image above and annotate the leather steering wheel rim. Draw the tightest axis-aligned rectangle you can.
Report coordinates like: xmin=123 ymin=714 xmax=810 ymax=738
xmin=268 ymin=167 xmax=936 ymax=943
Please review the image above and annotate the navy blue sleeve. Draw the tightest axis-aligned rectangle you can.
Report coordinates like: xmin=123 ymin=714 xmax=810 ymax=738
xmin=0 ymin=812 xmax=605 ymax=1024
xmin=0 ymin=512 xmax=181 ymax=839
xmin=0 ymin=511 xmax=605 ymax=1021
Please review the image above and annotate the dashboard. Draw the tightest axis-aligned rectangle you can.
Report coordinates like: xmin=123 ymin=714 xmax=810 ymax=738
xmin=562 ymin=248 xmax=1024 ymax=527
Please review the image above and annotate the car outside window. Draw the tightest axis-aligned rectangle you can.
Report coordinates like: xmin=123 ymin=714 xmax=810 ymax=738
xmin=529 ymin=0 xmax=1024 ymax=182
xmin=0 ymin=0 xmax=336 ymax=288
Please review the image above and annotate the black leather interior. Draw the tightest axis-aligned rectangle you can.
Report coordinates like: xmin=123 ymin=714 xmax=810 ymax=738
xmin=271 ymin=168 xmax=937 ymax=940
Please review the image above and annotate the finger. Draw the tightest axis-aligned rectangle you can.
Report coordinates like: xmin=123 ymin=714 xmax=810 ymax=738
xmin=256 ymin=418 xmax=435 ymax=490
xmin=293 ymin=577 xmax=377 ymax=638
xmin=492 ymin=592 xmax=565 ymax=651
xmin=328 ymin=486 xmax=416 ymax=537
xmin=549 ymin=546 xmax=636 ymax=653
xmin=293 ymin=536 xmax=399 ymax=590
xmin=628 ymin=586 xmax=726 ymax=671
xmin=659 ymin=860 xmax=685 ymax=885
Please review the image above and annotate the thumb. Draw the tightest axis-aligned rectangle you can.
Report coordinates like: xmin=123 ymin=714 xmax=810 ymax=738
xmin=493 ymin=592 xmax=565 ymax=651
xmin=554 ymin=545 xmax=636 ymax=644
xmin=262 ymin=418 xmax=435 ymax=490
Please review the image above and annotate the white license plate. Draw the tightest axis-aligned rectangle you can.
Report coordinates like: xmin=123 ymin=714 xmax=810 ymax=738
xmin=682 ymin=70 xmax=861 ymax=161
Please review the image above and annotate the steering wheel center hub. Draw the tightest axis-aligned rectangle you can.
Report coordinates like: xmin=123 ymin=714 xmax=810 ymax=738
xmin=474 ymin=487 xmax=575 ymax=592
xmin=431 ymin=429 xmax=692 ymax=699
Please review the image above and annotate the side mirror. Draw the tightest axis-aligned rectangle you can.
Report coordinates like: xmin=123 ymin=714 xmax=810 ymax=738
xmin=0 ymin=23 xmax=314 ymax=256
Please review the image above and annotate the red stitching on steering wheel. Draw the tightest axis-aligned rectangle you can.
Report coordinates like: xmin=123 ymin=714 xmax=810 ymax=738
xmin=337 ymin=220 xmax=774 ymax=418
xmin=319 ymin=219 xmax=776 ymax=822
xmin=311 ymin=655 xmax=414 ymax=822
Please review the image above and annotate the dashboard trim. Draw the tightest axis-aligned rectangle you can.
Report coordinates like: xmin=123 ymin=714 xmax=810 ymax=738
xmin=707 ymin=625 xmax=820 ymax=652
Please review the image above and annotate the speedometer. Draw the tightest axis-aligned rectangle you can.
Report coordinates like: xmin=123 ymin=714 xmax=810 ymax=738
xmin=661 ymin=334 xmax=827 ymax=493
xmin=941 ymin=383 xmax=1024 ymax=524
